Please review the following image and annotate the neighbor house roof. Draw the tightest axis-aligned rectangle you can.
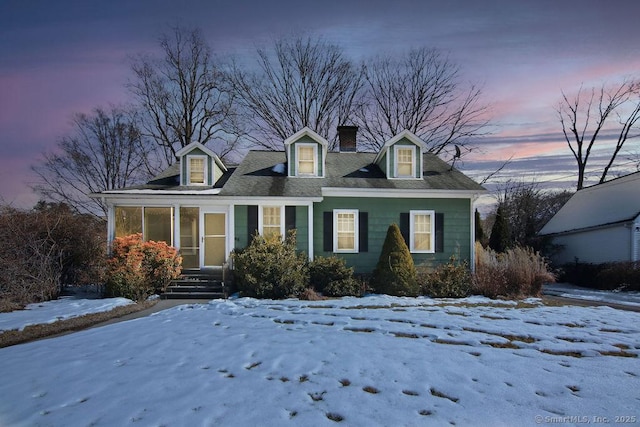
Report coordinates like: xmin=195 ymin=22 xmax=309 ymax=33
xmin=218 ymin=150 xmax=485 ymax=198
xmin=539 ymin=171 xmax=640 ymax=235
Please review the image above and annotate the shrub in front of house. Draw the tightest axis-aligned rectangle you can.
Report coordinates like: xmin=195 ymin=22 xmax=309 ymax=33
xmin=594 ymin=262 xmax=640 ymax=291
xmin=232 ymin=230 xmax=309 ymax=299
xmin=309 ymin=255 xmax=361 ymax=297
xmin=559 ymin=261 xmax=640 ymax=291
xmin=473 ymin=243 xmax=554 ymax=298
xmin=370 ymin=224 xmax=419 ymax=297
xmin=0 ymin=203 xmax=107 ymax=312
xmin=418 ymin=256 xmax=472 ymax=298
xmin=105 ymin=234 xmax=182 ymax=301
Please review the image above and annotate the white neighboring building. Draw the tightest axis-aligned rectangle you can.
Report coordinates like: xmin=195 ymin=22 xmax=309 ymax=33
xmin=539 ymin=172 xmax=640 ymax=265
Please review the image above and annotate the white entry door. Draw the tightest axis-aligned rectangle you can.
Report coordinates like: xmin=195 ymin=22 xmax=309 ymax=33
xmin=201 ymin=211 xmax=226 ymax=267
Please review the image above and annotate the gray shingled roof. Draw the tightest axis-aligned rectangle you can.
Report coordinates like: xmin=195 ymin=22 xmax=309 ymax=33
xmin=540 ymin=171 xmax=640 ymax=235
xmin=218 ymin=150 xmax=485 ymax=197
xmin=103 ymin=150 xmax=485 ymax=196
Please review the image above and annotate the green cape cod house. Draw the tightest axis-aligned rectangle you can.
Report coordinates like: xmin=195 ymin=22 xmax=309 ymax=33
xmin=94 ymin=127 xmax=485 ymax=274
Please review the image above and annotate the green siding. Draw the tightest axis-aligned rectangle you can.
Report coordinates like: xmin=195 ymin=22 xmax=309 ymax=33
xmin=233 ymin=204 xmax=309 ymax=253
xmin=293 ymin=206 xmax=309 ymax=252
xmin=234 ymin=205 xmax=249 ymax=249
xmin=314 ymin=197 xmax=471 ymax=274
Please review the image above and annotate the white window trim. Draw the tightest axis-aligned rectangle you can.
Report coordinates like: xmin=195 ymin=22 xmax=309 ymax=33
xmin=393 ymin=145 xmax=417 ymax=179
xmin=258 ymin=205 xmax=285 ymax=237
xmin=186 ymin=155 xmax=208 ymax=186
xmin=295 ymin=143 xmax=318 ymax=177
xmin=410 ymin=210 xmax=435 ymax=253
xmin=333 ymin=209 xmax=359 ymax=253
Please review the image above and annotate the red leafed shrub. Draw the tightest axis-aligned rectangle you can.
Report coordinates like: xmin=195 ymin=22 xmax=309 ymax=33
xmin=105 ymin=234 xmax=182 ymax=301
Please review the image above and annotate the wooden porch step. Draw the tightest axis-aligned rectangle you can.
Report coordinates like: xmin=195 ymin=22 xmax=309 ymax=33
xmin=162 ymin=291 xmax=226 ymax=299
xmin=162 ymin=272 xmax=227 ymax=299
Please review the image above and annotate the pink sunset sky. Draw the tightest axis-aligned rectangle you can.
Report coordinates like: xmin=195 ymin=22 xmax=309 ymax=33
xmin=1 ymin=0 xmax=640 ymax=209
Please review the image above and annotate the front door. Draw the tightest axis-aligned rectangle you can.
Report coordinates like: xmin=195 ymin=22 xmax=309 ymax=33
xmin=201 ymin=212 xmax=226 ymax=267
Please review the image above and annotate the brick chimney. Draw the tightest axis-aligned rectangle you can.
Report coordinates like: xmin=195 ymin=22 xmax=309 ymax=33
xmin=337 ymin=125 xmax=358 ymax=152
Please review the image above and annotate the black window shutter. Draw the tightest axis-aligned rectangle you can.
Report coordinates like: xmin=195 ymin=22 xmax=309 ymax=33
xmin=285 ymin=206 xmax=296 ymax=232
xmin=323 ymin=211 xmax=333 ymax=252
xmin=435 ymin=213 xmax=444 ymax=253
xmin=399 ymin=212 xmax=410 ymax=247
xmin=359 ymin=212 xmax=368 ymax=252
xmin=247 ymin=205 xmax=258 ymax=243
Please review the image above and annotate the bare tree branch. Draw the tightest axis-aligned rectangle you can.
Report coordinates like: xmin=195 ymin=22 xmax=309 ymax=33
xmin=31 ymin=106 xmax=154 ymax=216
xmin=229 ymin=36 xmax=364 ymax=150
xmin=356 ymin=47 xmax=490 ymax=155
xmin=557 ymin=78 xmax=640 ymax=190
xmin=129 ymin=26 xmax=242 ymax=165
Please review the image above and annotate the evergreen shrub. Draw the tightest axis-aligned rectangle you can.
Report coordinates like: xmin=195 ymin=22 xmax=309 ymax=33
xmin=232 ymin=230 xmax=308 ymax=299
xmin=418 ymin=256 xmax=472 ymax=298
xmin=309 ymin=255 xmax=361 ymax=297
xmin=370 ymin=224 xmax=419 ymax=297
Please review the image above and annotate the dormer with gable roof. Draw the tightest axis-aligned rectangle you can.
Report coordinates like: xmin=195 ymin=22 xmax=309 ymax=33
xmin=374 ymin=130 xmax=427 ymax=179
xmin=176 ymin=142 xmax=227 ymax=186
xmin=284 ymin=127 xmax=328 ymax=178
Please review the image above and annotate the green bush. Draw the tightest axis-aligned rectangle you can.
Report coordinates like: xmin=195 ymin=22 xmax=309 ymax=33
xmin=232 ymin=230 xmax=309 ymax=299
xmin=418 ymin=256 xmax=472 ymax=298
xmin=105 ymin=234 xmax=182 ymax=301
xmin=370 ymin=224 xmax=419 ymax=297
xmin=309 ymin=256 xmax=361 ymax=297
xmin=473 ymin=243 xmax=554 ymax=298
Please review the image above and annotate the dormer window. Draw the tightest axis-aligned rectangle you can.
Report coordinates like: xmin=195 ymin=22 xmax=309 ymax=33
xmin=296 ymin=144 xmax=317 ymax=176
xmin=187 ymin=155 xmax=207 ymax=185
xmin=395 ymin=146 xmax=415 ymax=178
xmin=284 ymin=128 xmax=327 ymax=178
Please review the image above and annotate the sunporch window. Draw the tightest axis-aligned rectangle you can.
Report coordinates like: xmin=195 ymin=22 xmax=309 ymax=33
xmin=114 ymin=206 xmax=174 ymax=245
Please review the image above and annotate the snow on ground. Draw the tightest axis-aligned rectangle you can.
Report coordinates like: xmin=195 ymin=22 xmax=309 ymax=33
xmin=0 ymin=295 xmax=638 ymax=426
xmin=0 ymin=297 xmax=133 ymax=332
xmin=544 ymin=283 xmax=640 ymax=307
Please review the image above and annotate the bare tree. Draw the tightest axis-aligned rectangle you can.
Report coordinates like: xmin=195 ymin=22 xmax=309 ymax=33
xmin=558 ymin=79 xmax=640 ymax=190
xmin=230 ymin=36 xmax=364 ymax=150
xmin=32 ymin=106 xmax=153 ymax=216
xmin=356 ymin=47 xmax=489 ymax=156
xmin=494 ymin=180 xmax=573 ymax=250
xmin=129 ymin=26 xmax=241 ymax=165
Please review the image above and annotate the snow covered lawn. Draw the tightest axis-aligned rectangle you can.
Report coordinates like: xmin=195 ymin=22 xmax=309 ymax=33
xmin=0 ymin=296 xmax=638 ymax=426
xmin=0 ymin=297 xmax=133 ymax=332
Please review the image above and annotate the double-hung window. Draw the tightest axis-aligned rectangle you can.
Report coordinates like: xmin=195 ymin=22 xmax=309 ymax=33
xmin=410 ymin=210 xmax=435 ymax=253
xmin=334 ymin=209 xmax=358 ymax=253
xmin=395 ymin=146 xmax=415 ymax=178
xmin=187 ymin=155 xmax=207 ymax=185
xmin=260 ymin=206 xmax=283 ymax=238
xmin=296 ymin=144 xmax=317 ymax=176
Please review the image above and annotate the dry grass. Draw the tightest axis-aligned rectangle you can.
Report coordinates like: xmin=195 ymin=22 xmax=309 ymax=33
xmin=0 ymin=300 xmax=157 ymax=348
xmin=473 ymin=243 xmax=555 ymax=298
